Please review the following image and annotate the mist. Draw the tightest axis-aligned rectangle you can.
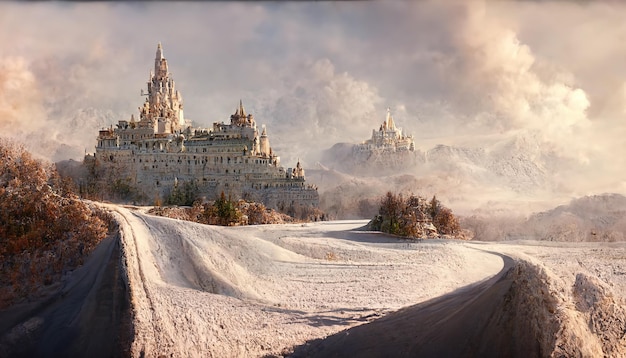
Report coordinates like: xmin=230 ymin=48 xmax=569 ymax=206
xmin=2 ymin=0 xmax=626 ymax=214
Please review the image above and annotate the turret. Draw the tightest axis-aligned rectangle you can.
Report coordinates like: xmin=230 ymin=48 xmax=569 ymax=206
xmin=259 ymin=125 xmax=270 ymax=157
xmin=238 ymin=99 xmax=246 ymax=117
xmin=386 ymin=108 xmax=396 ymax=131
xmin=294 ymin=159 xmax=305 ymax=179
xmin=231 ymin=99 xmax=250 ymax=126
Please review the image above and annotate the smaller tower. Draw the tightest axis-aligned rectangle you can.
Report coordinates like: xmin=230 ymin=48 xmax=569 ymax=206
xmin=231 ymin=99 xmax=249 ymax=126
xmin=386 ymin=108 xmax=396 ymax=131
xmin=154 ymin=42 xmax=168 ymax=80
xmin=294 ymin=159 xmax=305 ymax=179
xmin=259 ymin=125 xmax=270 ymax=157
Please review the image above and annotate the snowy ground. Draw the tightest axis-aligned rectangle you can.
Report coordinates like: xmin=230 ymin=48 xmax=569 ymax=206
xmin=105 ymin=204 xmax=626 ymax=357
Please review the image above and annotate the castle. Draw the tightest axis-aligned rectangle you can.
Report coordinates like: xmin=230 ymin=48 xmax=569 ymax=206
xmin=91 ymin=43 xmax=318 ymax=209
xmin=355 ymin=108 xmax=415 ymax=154
xmin=348 ymin=108 xmax=418 ymax=169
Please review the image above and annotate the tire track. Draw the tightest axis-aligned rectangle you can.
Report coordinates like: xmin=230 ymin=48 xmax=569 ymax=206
xmin=110 ymin=206 xmax=163 ymax=355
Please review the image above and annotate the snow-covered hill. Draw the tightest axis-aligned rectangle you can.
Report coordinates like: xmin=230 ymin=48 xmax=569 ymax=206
xmin=104 ymin=203 xmax=626 ymax=357
xmin=462 ymin=193 xmax=626 ymax=242
xmin=107 ymin=204 xmax=503 ymax=357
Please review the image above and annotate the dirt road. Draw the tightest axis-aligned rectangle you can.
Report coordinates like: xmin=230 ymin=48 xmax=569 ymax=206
xmin=0 ymin=232 xmax=131 ymax=358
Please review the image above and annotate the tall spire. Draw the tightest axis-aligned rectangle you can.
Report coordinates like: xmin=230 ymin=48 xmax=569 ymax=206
xmin=386 ymin=107 xmax=395 ymax=130
xmin=154 ymin=42 xmax=168 ymax=80
xmin=239 ymin=99 xmax=246 ymax=117
xmin=156 ymin=42 xmax=164 ymax=60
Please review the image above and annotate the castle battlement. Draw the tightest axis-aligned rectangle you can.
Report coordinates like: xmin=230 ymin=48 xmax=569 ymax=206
xmin=93 ymin=43 xmax=318 ymax=209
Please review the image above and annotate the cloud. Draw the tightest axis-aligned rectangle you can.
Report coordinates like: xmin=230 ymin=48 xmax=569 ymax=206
xmin=0 ymin=57 xmax=46 ymax=134
xmin=1 ymin=0 xmax=626 ymax=210
xmin=263 ymin=58 xmax=383 ymax=164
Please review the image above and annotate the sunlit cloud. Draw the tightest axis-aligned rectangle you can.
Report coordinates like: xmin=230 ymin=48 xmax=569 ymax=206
xmin=2 ymin=0 xmax=626 ymax=211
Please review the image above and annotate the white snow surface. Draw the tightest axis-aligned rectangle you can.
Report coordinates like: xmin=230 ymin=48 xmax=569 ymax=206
xmin=105 ymin=204 xmax=626 ymax=357
xmin=106 ymin=204 xmax=503 ymax=357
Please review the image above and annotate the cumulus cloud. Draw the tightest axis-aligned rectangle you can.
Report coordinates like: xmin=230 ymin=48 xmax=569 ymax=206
xmin=262 ymin=58 xmax=383 ymax=164
xmin=369 ymin=2 xmax=594 ymax=159
xmin=2 ymin=0 xmax=626 ymax=209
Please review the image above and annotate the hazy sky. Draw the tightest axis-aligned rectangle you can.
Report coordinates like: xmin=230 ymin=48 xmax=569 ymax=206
xmin=2 ymin=0 xmax=626 ymax=202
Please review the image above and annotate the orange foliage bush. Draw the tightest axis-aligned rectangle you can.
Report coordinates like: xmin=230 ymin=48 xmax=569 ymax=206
xmin=369 ymin=191 xmax=461 ymax=239
xmin=0 ymin=139 xmax=108 ymax=308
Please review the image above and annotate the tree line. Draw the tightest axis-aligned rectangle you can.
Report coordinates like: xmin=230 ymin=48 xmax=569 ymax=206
xmin=150 ymin=191 xmax=325 ymax=226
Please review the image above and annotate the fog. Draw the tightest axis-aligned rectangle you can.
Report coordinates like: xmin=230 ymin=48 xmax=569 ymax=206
xmin=2 ymin=1 xmax=626 ymax=214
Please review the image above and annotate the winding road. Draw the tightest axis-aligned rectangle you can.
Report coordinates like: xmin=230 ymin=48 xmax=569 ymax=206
xmin=1 ymin=204 xmax=523 ymax=357
xmin=289 ymin=254 xmax=531 ymax=358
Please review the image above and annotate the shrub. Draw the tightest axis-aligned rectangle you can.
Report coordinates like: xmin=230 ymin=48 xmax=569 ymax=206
xmin=369 ymin=191 xmax=461 ymax=239
xmin=0 ymin=138 xmax=108 ymax=308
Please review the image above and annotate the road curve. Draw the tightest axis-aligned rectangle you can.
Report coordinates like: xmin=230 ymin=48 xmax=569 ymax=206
xmin=0 ymin=232 xmax=131 ymax=358
xmin=289 ymin=253 xmax=525 ymax=358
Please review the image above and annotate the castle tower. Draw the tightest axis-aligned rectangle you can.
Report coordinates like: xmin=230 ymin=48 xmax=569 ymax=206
xmin=386 ymin=108 xmax=396 ymax=131
xmin=238 ymin=99 xmax=246 ymax=117
xmin=154 ymin=42 xmax=168 ymax=80
xmin=294 ymin=159 xmax=305 ymax=179
xmin=259 ymin=125 xmax=270 ymax=157
xmin=138 ymin=43 xmax=185 ymax=134
xmin=231 ymin=99 xmax=250 ymax=126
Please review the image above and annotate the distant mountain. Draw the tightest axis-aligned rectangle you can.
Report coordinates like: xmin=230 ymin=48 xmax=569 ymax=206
xmin=320 ymin=143 xmax=424 ymax=176
xmin=522 ymin=193 xmax=626 ymax=242
xmin=321 ymin=132 xmax=553 ymax=195
xmin=316 ymin=131 xmax=565 ymax=218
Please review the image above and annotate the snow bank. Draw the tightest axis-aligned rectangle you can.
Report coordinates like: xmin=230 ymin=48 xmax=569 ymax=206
xmin=495 ymin=260 xmax=601 ymax=356
xmin=572 ymin=273 xmax=626 ymax=356
xmin=490 ymin=259 xmax=626 ymax=357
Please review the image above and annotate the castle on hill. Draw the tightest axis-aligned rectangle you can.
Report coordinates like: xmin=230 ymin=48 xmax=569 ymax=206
xmin=90 ymin=43 xmax=318 ymax=209
xmin=355 ymin=108 xmax=415 ymax=154
xmin=348 ymin=108 xmax=419 ymax=170
xmin=321 ymin=108 xmax=421 ymax=176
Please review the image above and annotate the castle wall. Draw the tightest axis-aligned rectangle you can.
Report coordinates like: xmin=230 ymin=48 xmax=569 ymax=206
xmin=95 ymin=131 xmax=319 ymax=208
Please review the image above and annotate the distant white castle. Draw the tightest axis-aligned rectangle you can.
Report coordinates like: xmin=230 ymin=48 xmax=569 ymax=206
xmin=355 ymin=108 xmax=415 ymax=153
xmin=347 ymin=108 xmax=418 ymax=171
xmin=89 ymin=43 xmax=318 ymax=209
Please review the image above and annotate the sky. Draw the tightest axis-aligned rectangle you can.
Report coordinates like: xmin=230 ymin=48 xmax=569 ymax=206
xmin=2 ymin=0 xmax=626 ymax=208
